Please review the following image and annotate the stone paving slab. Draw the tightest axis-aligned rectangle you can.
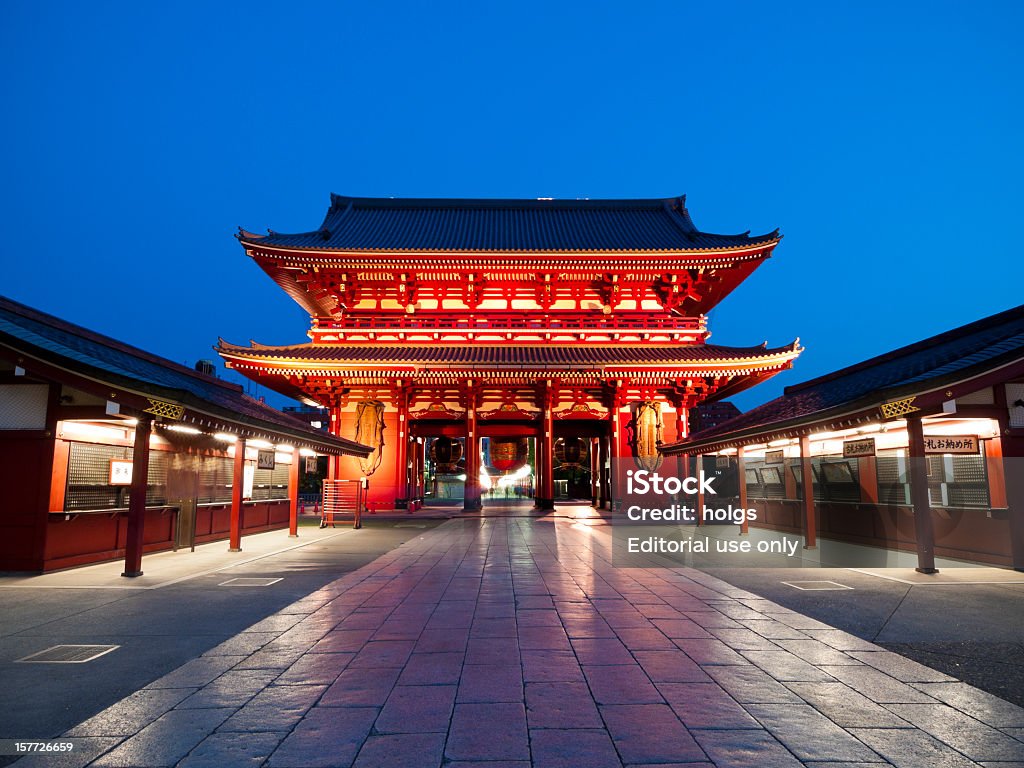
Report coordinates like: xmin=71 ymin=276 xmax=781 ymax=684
xmin=24 ymin=516 xmax=1024 ymax=767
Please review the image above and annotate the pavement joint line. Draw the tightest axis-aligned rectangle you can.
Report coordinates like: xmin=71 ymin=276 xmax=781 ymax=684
xmin=0 ymin=528 xmax=356 ymax=591
xmin=845 ymin=568 xmax=1024 ymax=586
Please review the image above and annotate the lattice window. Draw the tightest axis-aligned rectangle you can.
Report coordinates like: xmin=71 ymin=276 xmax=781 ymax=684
xmin=65 ymin=442 xmax=170 ymax=512
xmin=927 ymin=454 xmax=990 ymax=508
xmin=198 ymin=456 xmax=233 ymax=504
xmin=250 ymin=464 xmax=290 ymax=501
xmin=876 ymin=452 xmax=910 ymax=505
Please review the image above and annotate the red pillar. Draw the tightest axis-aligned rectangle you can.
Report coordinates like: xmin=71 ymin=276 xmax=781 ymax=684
xmin=609 ymin=406 xmax=622 ymax=509
xmin=288 ymin=447 xmax=300 ymax=537
xmin=799 ymin=435 xmax=817 ymax=549
xmin=675 ymin=405 xmax=688 ymax=442
xmin=394 ymin=384 xmax=409 ymax=509
xmin=328 ymin=401 xmax=342 ymax=482
xmin=598 ymin=434 xmax=609 ymax=509
xmin=464 ymin=385 xmax=481 ymax=511
xmin=737 ymin=445 xmax=750 ymax=535
xmin=695 ymin=454 xmax=705 ymax=526
xmin=590 ymin=437 xmax=600 ymax=506
xmin=907 ymin=415 xmax=938 ymax=573
xmin=230 ymin=437 xmax=246 ymax=552
xmin=537 ymin=389 xmax=555 ymax=510
xmin=122 ymin=415 xmax=152 ymax=578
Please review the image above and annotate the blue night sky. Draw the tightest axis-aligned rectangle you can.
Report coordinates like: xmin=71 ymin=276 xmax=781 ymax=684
xmin=1 ymin=2 xmax=1021 ymax=410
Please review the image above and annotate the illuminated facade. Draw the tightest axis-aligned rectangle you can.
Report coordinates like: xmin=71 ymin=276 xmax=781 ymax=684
xmin=219 ymin=195 xmax=801 ymax=510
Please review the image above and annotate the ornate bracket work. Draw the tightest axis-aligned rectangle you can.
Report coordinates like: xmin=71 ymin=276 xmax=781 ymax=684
xmin=554 ymin=403 xmax=607 ymax=420
xmin=335 ymin=271 xmax=360 ymax=312
xmin=534 ymin=379 xmax=561 ymax=412
xmin=535 ymin=274 xmax=555 ymax=311
xmin=478 ymin=404 xmax=540 ymax=421
xmin=458 ymin=380 xmax=485 ymax=411
xmin=653 ymin=270 xmax=711 ymax=311
xmin=593 ymin=273 xmax=622 ymax=313
xmin=463 ymin=272 xmax=488 ymax=309
xmin=144 ymin=399 xmax=185 ymax=420
xmin=880 ymin=396 xmax=920 ymax=420
xmin=397 ymin=273 xmax=418 ymax=313
xmin=410 ymin=404 xmax=466 ymax=420
xmin=601 ymin=379 xmax=630 ymax=411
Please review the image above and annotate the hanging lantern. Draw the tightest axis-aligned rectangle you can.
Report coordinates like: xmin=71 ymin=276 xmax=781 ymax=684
xmin=430 ymin=437 xmax=463 ymax=472
xmin=488 ymin=437 xmax=528 ymax=472
xmin=554 ymin=437 xmax=588 ymax=467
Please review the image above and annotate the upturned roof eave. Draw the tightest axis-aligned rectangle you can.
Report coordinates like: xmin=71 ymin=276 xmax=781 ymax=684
xmin=237 ymin=236 xmax=782 ymax=258
xmin=661 ymin=348 xmax=1024 ymax=455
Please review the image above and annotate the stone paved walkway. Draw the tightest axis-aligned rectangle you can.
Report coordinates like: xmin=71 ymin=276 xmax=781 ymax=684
xmin=26 ymin=517 xmax=1024 ymax=767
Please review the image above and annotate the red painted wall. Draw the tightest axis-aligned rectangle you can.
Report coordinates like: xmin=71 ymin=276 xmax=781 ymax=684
xmin=41 ymin=500 xmax=292 ymax=572
xmin=0 ymin=435 xmax=55 ymax=571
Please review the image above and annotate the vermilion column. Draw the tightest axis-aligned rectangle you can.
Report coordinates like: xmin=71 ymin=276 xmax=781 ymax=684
xmin=122 ymin=415 xmax=153 ymax=578
xmin=695 ymin=454 xmax=705 ymax=527
xmin=598 ymin=434 xmax=609 ymax=509
xmin=590 ymin=437 xmax=600 ymax=506
xmin=537 ymin=393 xmax=555 ymax=510
xmin=609 ymin=407 xmax=621 ymax=509
xmin=394 ymin=384 xmax=409 ymax=509
xmin=675 ymin=405 xmax=688 ymax=441
xmin=799 ymin=435 xmax=817 ymax=549
xmin=288 ymin=447 xmax=300 ymax=537
xmin=907 ymin=415 xmax=938 ymax=573
xmin=464 ymin=385 xmax=481 ymax=510
xmin=229 ymin=437 xmax=246 ymax=552
xmin=737 ymin=445 xmax=749 ymax=535
xmin=328 ymin=400 xmax=343 ymax=482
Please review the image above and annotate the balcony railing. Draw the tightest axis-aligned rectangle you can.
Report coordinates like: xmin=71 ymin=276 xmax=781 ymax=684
xmin=314 ymin=311 xmax=704 ymax=334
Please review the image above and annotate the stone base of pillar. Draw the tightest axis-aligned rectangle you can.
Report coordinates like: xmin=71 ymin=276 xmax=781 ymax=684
xmin=121 ymin=570 xmax=143 ymax=578
xmin=463 ymin=498 xmax=482 ymax=511
xmin=915 ymin=567 xmax=939 ymax=574
xmin=534 ymin=497 xmax=555 ymax=510
xmin=394 ymin=498 xmax=408 ymax=509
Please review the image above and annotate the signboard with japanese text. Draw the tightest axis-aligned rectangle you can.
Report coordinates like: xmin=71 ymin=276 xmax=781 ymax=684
xmin=257 ymin=449 xmax=276 ymax=470
xmin=843 ymin=438 xmax=876 ymax=458
xmin=109 ymin=459 xmax=133 ymax=485
xmin=923 ymin=435 xmax=979 ymax=455
xmin=305 ymin=455 xmax=318 ymax=473
xmin=765 ymin=450 xmax=784 ymax=465
xmin=715 ymin=455 xmax=731 ymax=468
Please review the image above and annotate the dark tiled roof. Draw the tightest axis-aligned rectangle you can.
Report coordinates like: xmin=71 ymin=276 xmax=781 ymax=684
xmin=218 ymin=341 xmax=800 ymax=367
xmin=668 ymin=304 xmax=1024 ymax=449
xmin=0 ymin=296 xmax=369 ymax=454
xmin=240 ymin=194 xmax=780 ymax=253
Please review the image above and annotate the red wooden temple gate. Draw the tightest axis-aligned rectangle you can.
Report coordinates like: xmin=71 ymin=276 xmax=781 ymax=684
xmin=219 ymin=195 xmax=801 ymax=510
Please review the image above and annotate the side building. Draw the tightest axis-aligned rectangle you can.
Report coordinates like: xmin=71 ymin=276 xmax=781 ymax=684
xmin=662 ymin=304 xmax=1024 ymax=570
xmin=0 ymin=296 xmax=370 ymax=574
xmin=218 ymin=195 xmax=801 ymax=510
